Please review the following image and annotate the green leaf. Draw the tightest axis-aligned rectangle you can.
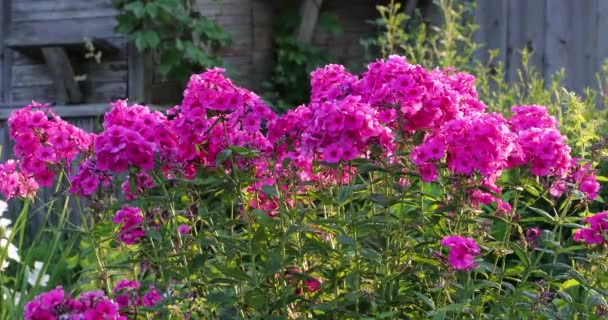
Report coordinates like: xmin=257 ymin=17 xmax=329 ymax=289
xmin=206 ymin=291 xmax=234 ymax=305
xmin=215 ymin=149 xmax=233 ymax=166
xmin=114 ymin=14 xmax=136 ymax=34
xmin=367 ymin=194 xmax=389 ymax=207
xmin=359 ymin=248 xmax=382 ymax=264
xmin=595 ymin=175 xmax=608 ymax=182
xmin=263 ymin=253 xmax=283 ymax=276
xmin=229 ymin=145 xmax=258 ymax=158
xmin=336 ymin=235 xmax=355 ymax=247
xmin=145 ymin=2 xmax=160 ymax=18
xmin=539 ymin=262 xmax=571 ymax=272
xmin=134 ymin=34 xmax=146 ymax=51
xmin=411 ymin=254 xmax=441 ymax=267
xmin=526 ymin=205 xmax=556 ymax=222
xmin=124 ymin=1 xmax=145 ymax=18
xmin=252 ymin=210 xmax=276 ymax=227
xmin=244 ymin=289 xmax=265 ymax=310
xmin=261 ymin=184 xmax=279 ymax=198
xmin=413 ymin=291 xmax=435 ymax=309
xmin=510 ymin=243 xmax=531 ymax=268
xmin=215 ymin=264 xmax=250 ymax=281
xmin=143 ymin=31 xmax=160 ymax=48
xmin=524 ymin=184 xmax=540 ymax=196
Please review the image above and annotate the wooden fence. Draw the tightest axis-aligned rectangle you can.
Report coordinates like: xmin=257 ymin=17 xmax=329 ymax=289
xmin=474 ymin=0 xmax=608 ymax=93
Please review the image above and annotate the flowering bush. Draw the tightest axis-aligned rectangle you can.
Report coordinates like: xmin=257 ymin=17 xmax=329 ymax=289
xmin=1 ymin=56 xmax=608 ymax=319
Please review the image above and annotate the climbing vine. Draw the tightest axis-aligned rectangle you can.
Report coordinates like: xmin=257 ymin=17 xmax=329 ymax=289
xmin=112 ymin=0 xmax=231 ymax=81
xmin=265 ymin=4 xmax=343 ymax=112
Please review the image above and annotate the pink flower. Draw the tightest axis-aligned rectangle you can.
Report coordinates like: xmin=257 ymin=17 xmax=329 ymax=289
xmin=419 ymin=163 xmax=439 ymax=182
xmin=526 ymin=227 xmax=541 ymax=242
xmin=440 ymin=235 xmax=481 ymax=270
xmin=550 ymin=180 xmax=567 ymax=197
xmin=574 ymin=212 xmax=608 ymax=245
xmin=113 ymin=206 xmax=145 ymax=245
xmin=142 ymin=288 xmax=162 ymax=307
xmin=24 ymin=286 xmax=122 ymax=320
xmin=322 ymin=143 xmax=343 ymax=163
xmin=242 ymin=114 xmax=262 ymax=132
xmin=0 ymin=159 xmax=39 ymax=199
xmin=113 ymin=279 xmax=162 ymax=310
xmin=178 ymin=224 xmax=190 ymax=234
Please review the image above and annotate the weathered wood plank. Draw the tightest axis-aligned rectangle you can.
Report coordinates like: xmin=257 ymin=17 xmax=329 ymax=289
xmin=506 ymin=0 xmax=546 ymax=83
xmin=251 ymin=0 xmax=274 ymax=88
xmin=296 ymin=0 xmax=324 ymax=43
xmin=0 ymin=121 xmax=8 ymax=161
xmin=573 ymin=0 xmax=598 ymax=92
xmin=10 ymin=82 xmax=126 ymax=104
xmin=597 ymin=0 xmax=608 ymax=108
xmin=12 ymin=37 xmax=127 ymax=66
xmin=196 ymin=0 xmax=258 ymax=16
xmin=10 ymin=17 xmax=117 ymax=44
xmin=0 ymin=0 xmax=5 ymax=104
xmin=12 ymin=61 xmax=127 ymax=87
xmin=13 ymin=0 xmax=113 ymax=15
xmin=6 ymin=37 xmax=120 ymax=61
xmin=127 ymin=43 xmax=151 ymax=104
xmin=543 ymin=0 xmax=571 ymax=86
xmin=12 ymin=9 xmax=116 ymax=23
xmin=2 ymin=0 xmax=11 ymax=103
xmin=41 ymin=47 xmax=83 ymax=104
xmin=0 ymin=103 xmax=110 ymax=120
xmin=474 ymin=0 xmax=508 ymax=68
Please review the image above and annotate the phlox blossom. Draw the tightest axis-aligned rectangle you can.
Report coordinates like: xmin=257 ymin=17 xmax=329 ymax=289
xmin=113 ymin=206 xmax=146 ymax=245
xmin=574 ymin=212 xmax=608 ymax=245
xmin=24 ymin=286 xmax=123 ymax=320
xmin=440 ymin=235 xmax=481 ymax=270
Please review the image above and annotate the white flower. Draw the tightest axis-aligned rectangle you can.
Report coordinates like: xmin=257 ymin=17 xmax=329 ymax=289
xmin=0 ymin=217 xmax=11 ymax=229
xmin=0 ymin=200 xmax=11 ymax=237
xmin=0 ymin=238 xmax=20 ymax=271
xmin=2 ymin=288 xmax=20 ymax=305
xmin=27 ymin=261 xmax=49 ymax=287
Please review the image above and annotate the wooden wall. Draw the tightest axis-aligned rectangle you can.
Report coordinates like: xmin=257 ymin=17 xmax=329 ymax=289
xmin=312 ymin=0 xmax=381 ymax=73
xmin=474 ymin=0 xmax=608 ymax=93
xmin=194 ymin=0 xmax=275 ymax=92
xmin=195 ymin=0 xmax=382 ymax=91
xmin=6 ymin=0 xmax=127 ymax=105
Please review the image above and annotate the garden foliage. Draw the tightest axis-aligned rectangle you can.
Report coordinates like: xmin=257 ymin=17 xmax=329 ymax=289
xmin=0 ymin=53 xmax=607 ymax=319
xmin=2 ymin=1 xmax=608 ymax=319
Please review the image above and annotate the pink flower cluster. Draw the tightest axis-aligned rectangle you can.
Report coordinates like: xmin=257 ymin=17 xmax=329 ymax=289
xmin=0 ymin=103 xmax=94 ymax=199
xmin=310 ymin=64 xmax=358 ymax=103
xmin=0 ymin=57 xmax=600 ymax=217
xmin=508 ymin=106 xmax=572 ymax=177
xmin=171 ymin=68 xmax=275 ymax=175
xmin=550 ymin=159 xmax=601 ymax=200
xmin=68 ymin=101 xmax=177 ymax=195
xmin=299 ymin=96 xmax=394 ymax=163
xmin=572 ymin=161 xmax=601 ymax=200
xmin=281 ymin=268 xmax=323 ymax=296
xmin=113 ymin=279 xmax=162 ymax=309
xmin=440 ymin=235 xmax=481 ymax=270
xmin=0 ymin=159 xmax=38 ymax=199
xmin=95 ymin=101 xmax=174 ymax=173
xmin=412 ymin=112 xmax=516 ymax=180
xmin=24 ymin=286 xmax=123 ymax=320
xmin=8 ymin=103 xmax=94 ymax=186
xmin=574 ymin=212 xmax=608 ymax=245
xmin=68 ymin=158 xmax=111 ymax=197
xmin=122 ymin=172 xmax=156 ymax=201
xmin=113 ymin=206 xmax=145 ymax=245
xmin=356 ymin=55 xmax=484 ymax=132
